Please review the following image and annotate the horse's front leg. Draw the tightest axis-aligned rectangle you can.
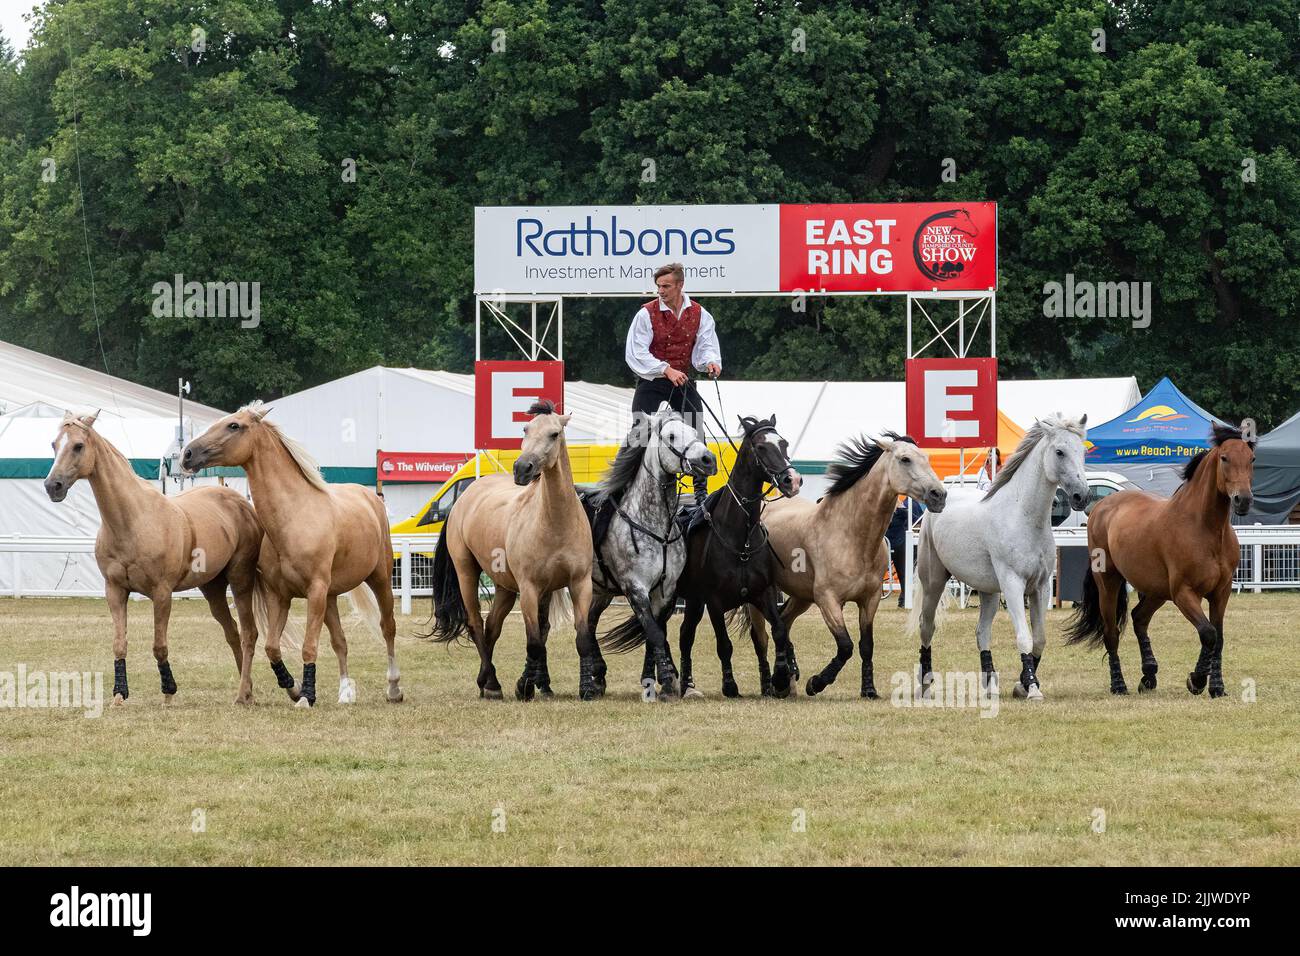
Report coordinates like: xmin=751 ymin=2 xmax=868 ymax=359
xmin=1026 ymin=580 xmax=1051 ymax=692
xmin=973 ymin=591 xmax=998 ymax=697
xmin=998 ymin=573 xmax=1042 ymax=701
xmin=515 ymin=586 xmax=544 ymax=702
xmin=1205 ymin=583 xmax=1231 ymax=699
xmin=569 ymin=573 xmax=600 ymax=702
xmin=295 ymin=581 xmax=329 ymax=708
xmin=857 ymin=591 xmax=883 ymax=699
xmin=628 ymin=588 xmax=676 ymax=698
xmin=757 ymin=587 xmax=792 ymax=699
xmin=150 ymin=588 xmax=178 ymax=702
xmin=805 ymin=590 xmax=853 ymax=697
xmin=107 ymin=582 xmax=130 ymax=704
xmin=535 ymin=592 xmax=554 ymax=699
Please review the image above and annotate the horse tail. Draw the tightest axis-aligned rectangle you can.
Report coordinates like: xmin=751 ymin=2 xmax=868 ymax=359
xmin=252 ymin=573 xmax=301 ymax=652
xmin=344 ymin=582 xmax=386 ymax=644
xmin=599 ymin=605 xmax=647 ymax=653
xmin=549 ymin=589 xmax=574 ymax=627
xmin=724 ymin=605 xmax=752 ymax=640
xmin=1064 ymin=568 xmax=1127 ymax=648
xmin=422 ymin=531 xmax=471 ymax=644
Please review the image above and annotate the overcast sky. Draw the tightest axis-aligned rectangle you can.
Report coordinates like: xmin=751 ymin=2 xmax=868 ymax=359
xmin=0 ymin=0 xmax=38 ymax=53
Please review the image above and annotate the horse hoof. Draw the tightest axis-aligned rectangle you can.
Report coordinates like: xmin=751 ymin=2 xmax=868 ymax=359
xmin=980 ymin=673 xmax=999 ymax=697
xmin=1013 ymin=681 xmax=1027 ymax=699
xmin=539 ymin=687 xmax=555 ymax=700
xmin=294 ymin=696 xmax=313 ymax=709
xmin=161 ymin=693 xmax=176 ymax=706
xmin=338 ymin=678 xmax=357 ymax=705
xmin=579 ymin=687 xmax=598 ymax=702
xmin=640 ymin=678 xmax=657 ymax=703
xmin=683 ymin=685 xmax=705 ymax=701
xmin=1137 ymin=678 xmax=1155 ymax=693
xmin=721 ymin=680 xmax=740 ymax=698
xmin=287 ymin=682 xmax=302 ymax=703
xmin=1111 ymin=684 xmax=1129 ymax=695
xmin=1026 ymin=684 xmax=1044 ymax=701
xmin=387 ymin=685 xmax=404 ymax=703
xmin=805 ymin=676 xmax=825 ymax=697
xmin=861 ymin=688 xmax=879 ymax=700
xmin=772 ymin=682 xmax=791 ymax=700
xmin=515 ymin=680 xmax=535 ymax=702
xmin=111 ymin=693 xmax=127 ymax=707
xmin=1209 ymin=685 xmax=1226 ymax=699
xmin=482 ymin=687 xmax=503 ymax=700
xmin=1187 ymin=673 xmax=1206 ymax=695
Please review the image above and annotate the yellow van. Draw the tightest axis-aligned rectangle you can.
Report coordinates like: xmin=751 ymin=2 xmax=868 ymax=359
xmin=390 ymin=441 xmax=738 ymax=537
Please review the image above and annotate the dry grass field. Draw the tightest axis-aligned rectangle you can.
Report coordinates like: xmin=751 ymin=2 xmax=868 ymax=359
xmin=1 ymin=593 xmax=1297 ymax=866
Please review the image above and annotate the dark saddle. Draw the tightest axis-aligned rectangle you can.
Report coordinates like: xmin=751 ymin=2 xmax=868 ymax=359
xmin=676 ymin=488 xmax=721 ymax=537
xmin=578 ymin=486 xmax=616 ymax=555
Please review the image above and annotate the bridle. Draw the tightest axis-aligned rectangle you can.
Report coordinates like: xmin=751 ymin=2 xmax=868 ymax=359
xmin=701 ymin=424 xmax=792 ymax=594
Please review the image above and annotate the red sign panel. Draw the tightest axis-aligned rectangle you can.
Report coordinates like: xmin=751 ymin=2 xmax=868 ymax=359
xmin=376 ymin=451 xmax=471 ymax=483
xmin=906 ymin=358 xmax=998 ymax=447
xmin=474 ymin=360 xmax=565 ymax=449
xmin=779 ymin=202 xmax=998 ymax=293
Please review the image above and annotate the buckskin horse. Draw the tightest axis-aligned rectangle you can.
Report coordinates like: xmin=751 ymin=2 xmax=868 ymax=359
xmin=1065 ymin=423 xmax=1255 ymax=698
xmin=603 ymin=414 xmax=801 ymax=698
xmin=749 ymin=434 xmax=947 ymax=699
xmin=425 ymin=400 xmax=599 ymax=700
xmin=909 ymin=414 xmax=1089 ymax=700
xmin=580 ymin=403 xmax=716 ymax=701
xmin=183 ymin=402 xmax=404 ymax=708
xmin=45 ymin=411 xmax=263 ymax=704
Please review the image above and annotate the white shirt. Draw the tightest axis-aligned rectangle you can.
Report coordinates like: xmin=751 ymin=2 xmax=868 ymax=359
xmin=624 ymin=293 xmax=723 ymax=381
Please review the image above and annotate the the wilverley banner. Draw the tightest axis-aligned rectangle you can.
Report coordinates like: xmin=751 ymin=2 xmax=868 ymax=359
xmin=905 ymin=358 xmax=999 ymax=448
xmin=376 ymin=451 xmax=472 ymax=483
xmin=474 ymin=203 xmax=997 ymax=295
xmin=474 ymin=360 xmax=565 ymax=449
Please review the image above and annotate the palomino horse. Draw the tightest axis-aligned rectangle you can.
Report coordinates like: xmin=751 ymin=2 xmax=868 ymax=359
xmin=749 ymin=434 xmax=946 ymax=699
xmin=1066 ymin=423 xmax=1254 ymax=698
xmin=581 ymin=403 xmax=716 ymax=701
xmin=910 ymin=414 xmax=1089 ymax=700
xmin=44 ymin=411 xmax=263 ymax=703
xmin=605 ymin=415 xmax=802 ymax=697
xmin=183 ymin=402 xmax=404 ymax=708
xmin=425 ymin=400 xmax=598 ymax=700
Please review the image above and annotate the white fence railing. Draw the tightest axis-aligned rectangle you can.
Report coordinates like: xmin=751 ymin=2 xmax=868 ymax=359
xmin=6 ymin=526 xmax=1300 ymax=613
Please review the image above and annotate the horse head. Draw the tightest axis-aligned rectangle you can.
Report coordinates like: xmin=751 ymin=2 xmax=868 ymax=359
xmin=183 ymin=401 xmax=272 ymax=472
xmin=738 ymin=413 xmax=802 ymax=497
xmin=878 ymin=434 xmax=947 ymax=512
xmin=1210 ymin=423 xmax=1256 ymax=516
xmin=44 ymin=410 xmax=101 ymax=502
xmin=950 ymin=209 xmax=979 ymax=238
xmin=514 ymin=399 xmax=570 ymax=485
xmin=1040 ymin=413 xmax=1090 ymax=510
xmin=651 ymin=402 xmax=716 ymax=478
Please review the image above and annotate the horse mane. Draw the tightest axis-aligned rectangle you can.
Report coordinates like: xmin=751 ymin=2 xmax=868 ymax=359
xmin=241 ymin=400 xmax=329 ymax=492
xmin=1181 ymin=422 xmax=1253 ymax=482
xmin=528 ymin=399 xmax=557 ymax=416
xmin=590 ymin=412 xmax=680 ymax=507
xmin=982 ymin=413 xmax=1085 ymax=501
xmin=823 ymin=432 xmax=917 ymax=496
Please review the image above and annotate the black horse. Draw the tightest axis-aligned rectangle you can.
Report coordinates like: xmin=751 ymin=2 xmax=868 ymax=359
xmin=601 ymin=414 xmax=802 ymax=698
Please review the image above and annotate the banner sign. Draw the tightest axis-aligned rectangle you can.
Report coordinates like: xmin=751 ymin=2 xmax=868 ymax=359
xmin=906 ymin=358 xmax=998 ymax=448
xmin=475 ymin=203 xmax=997 ymax=295
xmin=376 ymin=451 xmax=472 ymax=483
xmin=474 ymin=360 xmax=565 ymax=449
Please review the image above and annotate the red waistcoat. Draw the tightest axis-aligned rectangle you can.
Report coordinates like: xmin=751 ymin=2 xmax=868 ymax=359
xmin=644 ymin=299 xmax=701 ymax=372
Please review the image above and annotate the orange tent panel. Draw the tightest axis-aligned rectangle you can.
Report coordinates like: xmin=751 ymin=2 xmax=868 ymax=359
xmin=919 ymin=410 xmax=1026 ymax=480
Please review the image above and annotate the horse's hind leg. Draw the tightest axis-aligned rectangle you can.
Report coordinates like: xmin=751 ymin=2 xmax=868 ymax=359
xmin=677 ymin=599 xmax=705 ymax=701
xmin=1131 ymin=592 xmax=1165 ymax=692
xmin=365 ymin=567 xmax=404 ymax=703
xmin=586 ymin=591 xmax=612 ymax=697
xmin=150 ymin=588 xmax=178 ymax=702
xmin=1095 ymin=571 xmax=1129 ymax=695
xmin=200 ymin=577 xmax=243 ymax=696
xmin=323 ymin=596 xmax=354 ymax=704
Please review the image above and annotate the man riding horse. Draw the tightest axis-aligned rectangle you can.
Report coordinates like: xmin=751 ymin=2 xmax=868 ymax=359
xmin=625 ymin=262 xmax=722 ymax=504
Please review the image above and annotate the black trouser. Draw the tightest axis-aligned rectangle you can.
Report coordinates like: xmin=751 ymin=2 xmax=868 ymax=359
xmin=890 ymin=540 xmax=907 ymax=605
xmin=632 ymin=376 xmax=708 ymax=503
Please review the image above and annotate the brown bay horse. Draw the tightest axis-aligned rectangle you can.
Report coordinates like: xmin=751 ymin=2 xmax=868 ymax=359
xmin=1066 ymin=423 xmax=1255 ymax=698
xmin=183 ymin=402 xmax=404 ymax=708
xmin=44 ymin=411 xmax=263 ymax=704
xmin=425 ymin=400 xmax=598 ymax=700
xmin=750 ymin=434 xmax=947 ymax=698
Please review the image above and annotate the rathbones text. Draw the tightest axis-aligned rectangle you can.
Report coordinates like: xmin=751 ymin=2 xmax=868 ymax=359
xmin=515 ymin=216 xmax=736 ymax=258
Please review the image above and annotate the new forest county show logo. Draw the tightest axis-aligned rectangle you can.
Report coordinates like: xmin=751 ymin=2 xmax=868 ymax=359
xmin=912 ymin=208 xmax=982 ymax=282
xmin=1127 ymin=405 xmax=1188 ymax=423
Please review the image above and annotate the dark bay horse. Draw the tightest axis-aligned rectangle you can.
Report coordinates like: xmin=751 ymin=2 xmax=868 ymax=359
xmin=1066 ymin=423 xmax=1255 ymax=698
xmin=603 ymin=415 xmax=801 ymax=697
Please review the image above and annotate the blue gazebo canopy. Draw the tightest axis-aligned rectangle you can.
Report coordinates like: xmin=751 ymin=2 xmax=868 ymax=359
xmin=1084 ymin=377 xmax=1224 ymax=465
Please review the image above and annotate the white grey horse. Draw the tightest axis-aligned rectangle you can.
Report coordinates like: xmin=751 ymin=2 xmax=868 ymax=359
xmin=581 ymin=403 xmax=716 ymax=702
xmin=908 ymin=414 xmax=1089 ymax=700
